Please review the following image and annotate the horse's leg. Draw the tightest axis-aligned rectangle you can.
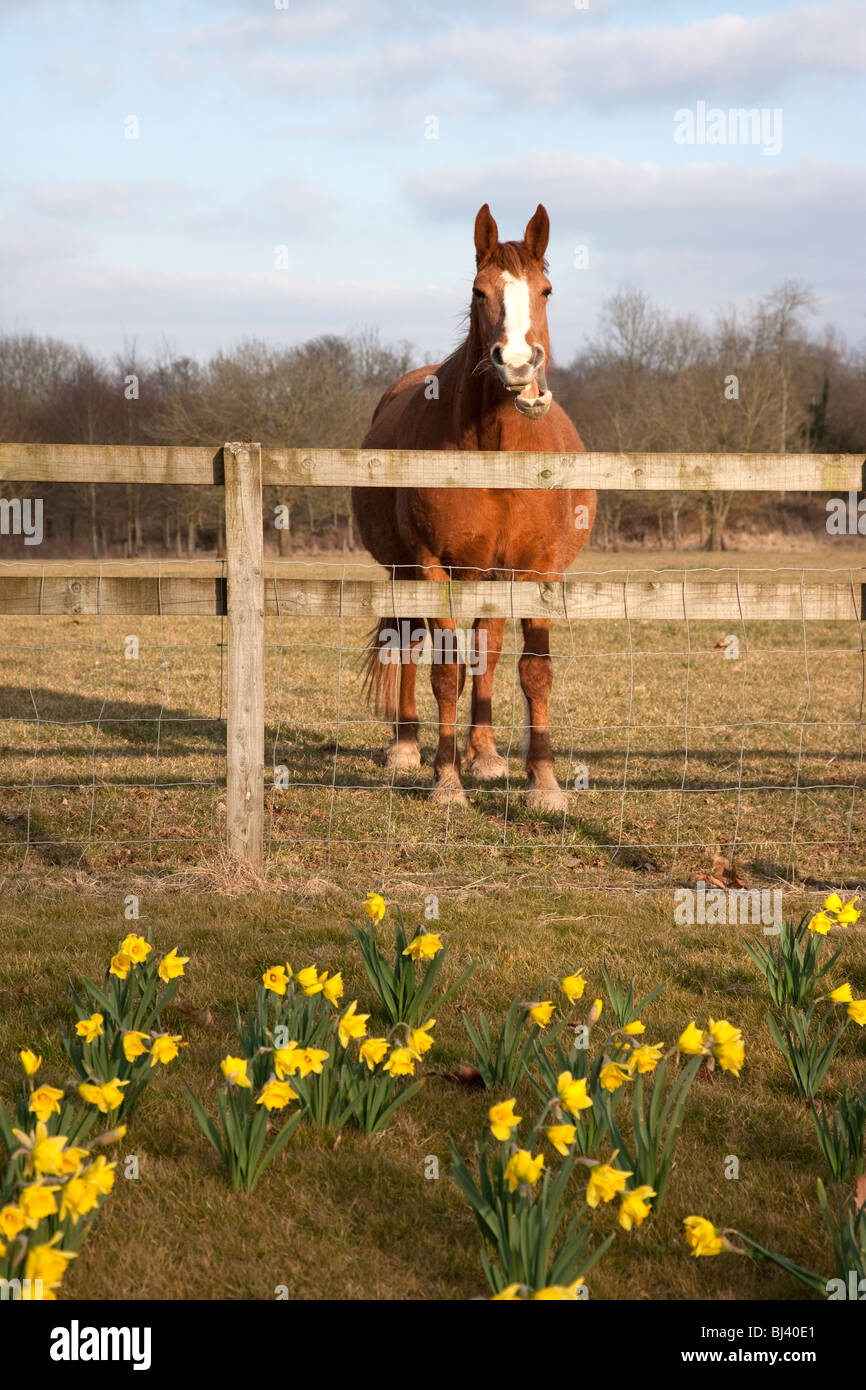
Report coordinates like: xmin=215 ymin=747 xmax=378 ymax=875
xmin=427 ymin=614 xmax=468 ymax=805
xmin=386 ymin=619 xmax=425 ymax=772
xmin=519 ymin=617 xmax=567 ymax=814
xmin=466 ymin=617 xmax=508 ymax=780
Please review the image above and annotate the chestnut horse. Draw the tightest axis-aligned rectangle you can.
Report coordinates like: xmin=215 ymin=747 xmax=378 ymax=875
xmin=351 ymin=204 xmax=596 ymax=810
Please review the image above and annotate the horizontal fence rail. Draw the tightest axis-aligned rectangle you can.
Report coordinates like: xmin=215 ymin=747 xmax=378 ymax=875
xmin=0 ymin=442 xmax=863 ymax=491
xmin=0 ymin=440 xmax=864 ymax=872
xmin=0 ymin=568 xmax=862 ymax=621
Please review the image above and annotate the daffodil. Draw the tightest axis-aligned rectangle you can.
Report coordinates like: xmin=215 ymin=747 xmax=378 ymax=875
xmin=273 ymin=1044 xmax=302 ymax=1078
xmin=364 ymin=891 xmax=386 ymax=922
xmin=808 ymin=911 xmax=834 ymax=936
xmin=24 ymin=1235 xmax=76 ymax=1298
xmin=489 ymin=1098 xmax=521 ymax=1141
xmin=122 ymin=1031 xmax=150 ymax=1062
xmin=847 ymin=1000 xmax=866 ymax=1026
xmin=295 ymin=1047 xmax=329 ymax=1077
xmin=295 ymin=965 xmax=325 ymax=996
xmin=109 ymin=951 xmax=133 ymax=979
xmin=29 ymin=1084 xmax=64 ymax=1123
xmin=359 ymin=1038 xmax=389 ymax=1070
xmin=560 ymin=974 xmax=586 ymax=1004
xmin=599 ymin=1061 xmax=631 ymax=1091
xmin=384 ymin=1047 xmax=416 ymax=1076
xmin=829 ymin=983 xmax=853 ymax=1003
xmin=684 ymin=1214 xmax=726 ymax=1256
xmin=588 ymin=998 xmax=603 ymax=1024
xmin=338 ymin=1000 xmax=369 ymax=1048
xmin=491 ymin=1284 xmax=523 ymax=1300
xmin=77 ymin=1078 xmax=129 ymax=1113
xmin=557 ymin=1071 xmax=592 ymax=1115
xmin=322 ymin=971 xmax=344 ymax=1006
xmin=708 ymin=1018 xmax=745 ymax=1076
xmin=623 ymin=1020 xmax=645 ymax=1035
xmin=402 ymin=932 xmax=443 ymax=960
xmin=545 ymin=1124 xmax=576 ymax=1156
xmin=158 ymin=947 xmax=189 ymax=983
xmin=586 ymin=1158 xmax=631 ymax=1207
xmin=619 ymin=1185 xmax=656 ymax=1230
xmin=19 ymin=1048 xmax=42 ymax=1076
xmin=80 ymin=1156 xmax=116 ymax=1195
xmin=0 ymin=1204 xmax=26 ymax=1239
xmin=505 ymin=1149 xmax=545 ymax=1191
xmin=262 ymin=964 xmax=290 ymax=996
xmin=529 ymin=1001 xmax=555 ymax=1028
xmin=837 ymin=900 xmax=861 ymax=925
xmin=59 ymin=1176 xmax=101 ymax=1224
xmin=408 ymin=1017 xmax=436 ymax=1056
xmin=19 ymin=1184 xmax=60 ymax=1228
xmin=531 ymin=1280 xmax=585 ymax=1300
xmin=27 ymin=1127 xmax=71 ymax=1177
xmin=256 ymin=1079 xmax=298 ymax=1111
xmin=149 ymin=1033 xmax=183 ymax=1067
xmin=677 ymin=1021 xmax=707 ymax=1055
xmin=627 ymin=1043 xmax=664 ymax=1075
xmin=75 ymin=1013 xmax=104 ymax=1043
xmin=220 ymin=1056 xmax=251 ymax=1088
xmin=823 ymin=892 xmax=843 ymax=912
xmin=119 ymin=934 xmax=152 ymax=963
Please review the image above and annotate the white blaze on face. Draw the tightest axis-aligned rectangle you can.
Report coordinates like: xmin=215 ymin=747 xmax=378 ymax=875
xmin=499 ymin=271 xmax=532 ymax=366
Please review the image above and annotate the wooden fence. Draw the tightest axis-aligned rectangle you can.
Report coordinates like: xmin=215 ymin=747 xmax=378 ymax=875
xmin=0 ymin=441 xmax=863 ymax=868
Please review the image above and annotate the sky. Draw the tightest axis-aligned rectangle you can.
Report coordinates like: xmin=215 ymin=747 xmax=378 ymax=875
xmin=1 ymin=0 xmax=864 ymax=367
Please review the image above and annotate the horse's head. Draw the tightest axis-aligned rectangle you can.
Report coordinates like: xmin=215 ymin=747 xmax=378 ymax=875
xmin=471 ymin=203 xmax=554 ymax=421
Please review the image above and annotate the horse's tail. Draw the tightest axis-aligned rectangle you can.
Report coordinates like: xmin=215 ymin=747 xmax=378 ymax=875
xmin=361 ymin=617 xmax=424 ymax=722
xmin=362 ymin=618 xmax=401 ymax=721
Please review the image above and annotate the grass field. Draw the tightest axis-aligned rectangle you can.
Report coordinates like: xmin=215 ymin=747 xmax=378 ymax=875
xmin=1 ymin=887 xmax=863 ymax=1300
xmin=0 ymin=548 xmax=863 ymax=893
xmin=0 ymin=547 xmax=863 ymax=1301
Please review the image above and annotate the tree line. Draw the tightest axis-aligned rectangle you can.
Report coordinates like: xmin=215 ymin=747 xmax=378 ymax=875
xmin=0 ymin=282 xmax=862 ymax=557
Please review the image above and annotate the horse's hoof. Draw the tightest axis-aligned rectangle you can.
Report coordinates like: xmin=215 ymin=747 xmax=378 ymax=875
xmin=430 ymin=769 xmax=468 ymax=806
xmin=386 ymin=741 xmax=422 ymax=772
xmin=525 ymin=785 xmax=568 ymax=815
xmin=467 ymin=752 xmax=509 ymax=782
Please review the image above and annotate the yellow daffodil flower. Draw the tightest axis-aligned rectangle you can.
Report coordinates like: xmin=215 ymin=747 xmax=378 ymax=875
xmin=149 ymin=1034 xmax=183 ymax=1067
xmin=122 ymin=1031 xmax=150 ymax=1063
xmin=409 ymin=1017 xmax=436 ymax=1056
xmin=359 ymin=1038 xmax=389 ymax=1070
xmin=296 ymin=1047 xmax=329 ymax=1077
xmin=75 ymin=1013 xmax=104 ymax=1043
xmin=683 ymin=1214 xmax=726 ymax=1256
xmin=364 ymin=891 xmax=386 ymax=922
xmin=59 ymin=1176 xmax=101 ymax=1224
xmin=19 ymin=1184 xmax=60 ymax=1228
xmin=273 ymin=1044 xmax=302 ymax=1078
xmin=158 ymin=947 xmax=189 ymax=983
xmin=586 ymin=1159 xmax=631 ymax=1207
xmin=262 ymin=964 xmax=290 ymax=995
xmin=109 ymin=951 xmax=133 ymax=979
xmin=529 ymin=1001 xmax=555 ymax=1028
xmin=623 ymin=1020 xmax=645 ymax=1035
xmin=619 ymin=1185 xmax=656 ymax=1231
xmin=24 ymin=1236 xmax=76 ymax=1297
xmin=19 ymin=1048 xmax=42 ymax=1076
xmin=627 ymin=1043 xmax=664 ymax=1075
xmin=531 ymin=1279 xmax=585 ymax=1300
xmin=491 ymin=1284 xmax=523 ymax=1300
xmin=402 ymin=932 xmax=444 ymax=960
xmin=256 ymin=1079 xmax=298 ymax=1111
xmin=322 ymin=972 xmax=344 ymax=1006
xmin=29 ymin=1084 xmax=64 ymax=1123
xmin=677 ymin=1021 xmax=707 ymax=1055
xmin=338 ymin=1000 xmax=370 ymax=1048
xmin=384 ymin=1047 xmax=416 ymax=1076
xmin=295 ymin=965 xmax=325 ymax=996
xmin=220 ymin=1056 xmax=251 ymax=1088
xmin=808 ymin=911 xmax=834 ymax=936
xmin=119 ymin=934 xmax=152 ymax=963
xmin=847 ymin=1000 xmax=866 ymax=1026
xmin=588 ymin=998 xmax=603 ymax=1024
xmin=829 ymin=983 xmax=853 ymax=1003
xmin=560 ymin=974 xmax=586 ymax=1004
xmin=80 ymin=1156 xmax=116 ymax=1195
xmin=505 ymin=1149 xmax=545 ymax=1191
xmin=823 ymin=893 xmax=843 ymax=912
xmin=599 ymin=1061 xmax=631 ymax=1091
xmin=708 ymin=1018 xmax=745 ymax=1076
xmin=557 ymin=1071 xmax=592 ymax=1115
xmin=77 ymin=1078 xmax=129 ymax=1113
xmin=545 ymin=1124 xmax=576 ymax=1156
xmin=837 ymin=900 xmax=861 ymax=925
xmin=489 ymin=1098 xmax=521 ymax=1141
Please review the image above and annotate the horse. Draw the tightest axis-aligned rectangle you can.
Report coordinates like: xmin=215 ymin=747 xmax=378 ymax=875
xmin=351 ymin=203 xmax=596 ymax=811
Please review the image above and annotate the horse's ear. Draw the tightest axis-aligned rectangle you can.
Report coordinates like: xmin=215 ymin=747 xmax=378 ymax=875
xmin=474 ymin=204 xmax=499 ymax=266
xmin=524 ymin=204 xmax=550 ymax=264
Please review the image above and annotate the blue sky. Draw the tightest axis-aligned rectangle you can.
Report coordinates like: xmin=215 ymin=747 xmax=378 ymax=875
xmin=1 ymin=0 xmax=864 ymax=366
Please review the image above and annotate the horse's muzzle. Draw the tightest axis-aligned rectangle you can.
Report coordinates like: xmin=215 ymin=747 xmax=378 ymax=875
xmin=490 ymin=346 xmax=552 ymax=420
xmin=513 ymin=361 xmax=552 ymax=420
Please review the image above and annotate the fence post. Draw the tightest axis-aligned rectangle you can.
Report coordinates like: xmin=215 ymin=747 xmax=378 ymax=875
xmin=224 ymin=441 xmax=264 ymax=868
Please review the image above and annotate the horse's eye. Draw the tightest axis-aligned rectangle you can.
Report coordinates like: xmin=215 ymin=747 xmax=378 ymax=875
xmin=541 ymin=288 xmax=552 ymax=298
xmin=473 ymin=287 xmax=486 ymax=300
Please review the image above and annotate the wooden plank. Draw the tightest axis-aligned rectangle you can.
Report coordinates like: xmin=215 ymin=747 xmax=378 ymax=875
xmin=266 ymin=577 xmax=862 ymax=622
xmin=262 ymin=447 xmax=864 ymax=492
xmin=0 ymin=443 xmax=222 ymax=485
xmin=224 ymin=442 xmax=264 ymax=868
xmin=0 ymin=441 xmax=862 ymax=491
xmin=0 ymin=575 xmax=224 ymax=615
